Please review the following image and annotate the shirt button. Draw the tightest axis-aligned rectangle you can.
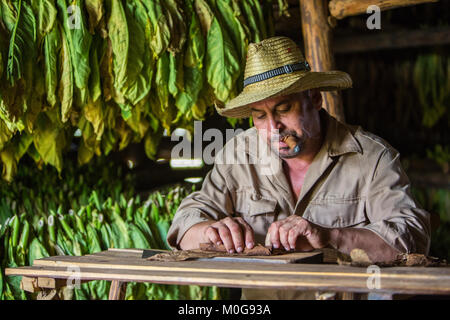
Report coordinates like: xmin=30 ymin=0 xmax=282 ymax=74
xmin=252 ymin=194 xmax=262 ymax=200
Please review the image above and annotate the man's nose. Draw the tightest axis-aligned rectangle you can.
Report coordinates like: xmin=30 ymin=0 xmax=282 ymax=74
xmin=267 ymin=115 xmax=283 ymax=134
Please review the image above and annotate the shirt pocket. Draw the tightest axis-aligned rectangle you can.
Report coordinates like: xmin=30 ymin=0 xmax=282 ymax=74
xmin=303 ymin=197 xmax=367 ymax=228
xmin=233 ymin=191 xmax=278 ymax=229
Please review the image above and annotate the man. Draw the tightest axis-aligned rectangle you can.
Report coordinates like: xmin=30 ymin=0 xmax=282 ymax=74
xmin=166 ymin=36 xmax=431 ymax=299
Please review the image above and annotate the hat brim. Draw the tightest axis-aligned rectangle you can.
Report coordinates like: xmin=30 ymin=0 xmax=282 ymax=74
xmin=216 ymin=70 xmax=352 ymax=118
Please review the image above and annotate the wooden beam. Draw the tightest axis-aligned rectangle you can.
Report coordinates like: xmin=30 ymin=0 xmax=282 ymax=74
xmin=108 ymin=280 xmax=127 ymax=300
xmin=20 ymin=276 xmax=40 ymax=293
xmin=334 ymin=27 xmax=450 ymax=53
xmin=299 ymin=0 xmax=345 ymax=122
xmin=329 ymin=0 xmax=439 ymax=20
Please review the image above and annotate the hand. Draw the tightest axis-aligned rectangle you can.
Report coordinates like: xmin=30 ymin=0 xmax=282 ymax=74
xmin=203 ymin=217 xmax=255 ymax=253
xmin=267 ymin=215 xmax=331 ymax=251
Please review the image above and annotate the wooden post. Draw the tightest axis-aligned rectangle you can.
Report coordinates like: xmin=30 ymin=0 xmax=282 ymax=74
xmin=299 ymin=0 xmax=345 ymax=122
xmin=329 ymin=0 xmax=438 ymax=20
xmin=108 ymin=280 xmax=127 ymax=300
xmin=20 ymin=277 xmax=40 ymax=293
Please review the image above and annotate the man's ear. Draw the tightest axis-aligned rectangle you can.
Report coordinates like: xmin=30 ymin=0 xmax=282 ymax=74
xmin=309 ymin=89 xmax=322 ymax=110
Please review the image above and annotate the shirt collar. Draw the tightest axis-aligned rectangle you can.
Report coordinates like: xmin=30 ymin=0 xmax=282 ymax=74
xmin=321 ymin=109 xmax=363 ymax=157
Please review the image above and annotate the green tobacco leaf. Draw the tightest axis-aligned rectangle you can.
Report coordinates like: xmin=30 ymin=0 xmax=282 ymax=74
xmin=77 ymin=138 xmax=94 ymax=165
xmin=28 ymin=238 xmax=50 ymax=266
xmin=57 ymin=0 xmax=92 ymax=105
xmin=84 ymin=98 xmax=104 ymax=139
xmin=0 ymin=119 xmax=14 ymax=150
xmin=85 ymin=0 xmax=104 ymax=33
xmin=108 ymin=0 xmax=128 ymax=103
xmin=194 ymin=0 xmax=214 ymax=35
xmin=5 ymin=0 xmax=37 ymax=85
xmin=121 ymin=0 xmax=153 ymax=105
xmin=195 ymin=0 xmax=239 ymax=102
xmin=144 ymin=128 xmax=163 ymax=160
xmin=110 ymin=208 xmax=130 ymax=248
xmin=174 ymin=0 xmax=205 ymax=114
xmin=184 ymin=0 xmax=205 ymax=69
xmin=58 ymin=22 xmax=73 ymax=123
xmin=0 ymin=144 xmax=17 ymax=182
xmin=128 ymin=223 xmax=150 ymax=249
xmin=168 ymin=53 xmax=179 ymax=98
xmin=89 ymin=38 xmax=102 ymax=103
xmin=13 ymin=131 xmax=33 ymax=162
xmin=240 ymin=0 xmax=261 ymax=43
xmin=125 ymin=101 xmax=149 ymax=139
xmin=203 ymin=1 xmax=239 ymax=102
xmin=141 ymin=0 xmax=171 ymax=58
xmin=86 ymin=224 xmax=102 ymax=253
xmin=214 ymin=0 xmax=248 ymax=64
xmin=33 ymin=112 xmax=66 ymax=173
xmin=155 ymin=51 xmax=170 ymax=111
xmin=249 ymin=0 xmax=267 ymax=40
xmin=34 ymin=0 xmax=57 ymax=39
xmin=44 ymin=22 xmax=61 ymax=108
xmin=161 ymin=0 xmax=186 ymax=54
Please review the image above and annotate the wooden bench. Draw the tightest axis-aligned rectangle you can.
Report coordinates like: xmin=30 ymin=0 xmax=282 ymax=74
xmin=6 ymin=248 xmax=450 ymax=300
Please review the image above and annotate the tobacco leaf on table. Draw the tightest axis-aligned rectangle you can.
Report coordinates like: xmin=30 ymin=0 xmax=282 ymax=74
xmin=337 ymin=248 xmax=448 ymax=267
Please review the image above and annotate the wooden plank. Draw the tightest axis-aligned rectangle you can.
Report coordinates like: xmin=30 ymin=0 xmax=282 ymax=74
xmin=27 ymin=254 xmax=450 ymax=282
xmin=329 ymin=0 xmax=438 ymax=20
xmin=37 ymin=277 xmax=67 ymax=289
xmin=299 ymin=0 xmax=345 ymax=122
xmin=42 ymin=248 xmax=323 ymax=264
xmin=6 ymin=265 xmax=450 ymax=295
xmin=108 ymin=280 xmax=127 ymax=300
xmin=334 ymin=27 xmax=450 ymax=54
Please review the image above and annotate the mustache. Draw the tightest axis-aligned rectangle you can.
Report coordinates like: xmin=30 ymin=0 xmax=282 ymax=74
xmin=277 ymin=131 xmax=300 ymax=141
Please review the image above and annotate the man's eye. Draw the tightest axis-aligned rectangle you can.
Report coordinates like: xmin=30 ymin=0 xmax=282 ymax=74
xmin=277 ymin=105 xmax=291 ymax=113
xmin=257 ymin=114 xmax=266 ymax=119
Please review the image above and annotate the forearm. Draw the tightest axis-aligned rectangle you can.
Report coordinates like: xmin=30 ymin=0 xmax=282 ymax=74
xmin=329 ymin=227 xmax=402 ymax=262
xmin=178 ymin=221 xmax=214 ymax=250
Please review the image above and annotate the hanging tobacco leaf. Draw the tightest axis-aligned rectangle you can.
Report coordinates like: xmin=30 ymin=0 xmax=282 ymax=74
xmin=56 ymin=0 xmax=92 ymax=106
xmin=44 ymin=22 xmax=60 ymax=108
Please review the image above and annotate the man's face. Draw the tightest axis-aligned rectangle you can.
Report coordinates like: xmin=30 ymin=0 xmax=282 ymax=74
xmin=250 ymin=90 xmax=323 ymax=159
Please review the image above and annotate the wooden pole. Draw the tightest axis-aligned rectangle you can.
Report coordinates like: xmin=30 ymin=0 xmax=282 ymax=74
xmin=329 ymin=0 xmax=438 ymax=20
xmin=299 ymin=0 xmax=345 ymax=122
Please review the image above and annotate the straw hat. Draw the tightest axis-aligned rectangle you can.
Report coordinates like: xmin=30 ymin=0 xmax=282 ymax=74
xmin=215 ymin=36 xmax=352 ymax=118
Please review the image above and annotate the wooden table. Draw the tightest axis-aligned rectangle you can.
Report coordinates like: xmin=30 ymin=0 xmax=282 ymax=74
xmin=5 ymin=248 xmax=450 ymax=300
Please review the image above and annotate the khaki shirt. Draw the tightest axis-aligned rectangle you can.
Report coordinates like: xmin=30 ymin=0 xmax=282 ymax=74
xmin=167 ymin=110 xmax=431 ymax=255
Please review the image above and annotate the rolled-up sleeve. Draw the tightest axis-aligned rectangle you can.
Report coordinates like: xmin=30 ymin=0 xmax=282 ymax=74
xmin=167 ymin=163 xmax=235 ymax=249
xmin=363 ymin=147 xmax=431 ymax=254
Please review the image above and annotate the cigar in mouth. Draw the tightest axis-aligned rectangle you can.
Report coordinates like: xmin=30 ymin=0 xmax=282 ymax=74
xmin=281 ymin=135 xmax=300 ymax=153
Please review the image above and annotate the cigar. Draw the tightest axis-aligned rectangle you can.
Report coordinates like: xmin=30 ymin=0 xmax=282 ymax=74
xmin=281 ymin=136 xmax=300 ymax=153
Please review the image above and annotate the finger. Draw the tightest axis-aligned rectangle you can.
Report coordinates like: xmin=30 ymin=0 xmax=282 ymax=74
xmin=216 ymin=223 xmax=235 ymax=253
xmin=288 ymin=227 xmax=300 ymax=250
xmin=205 ymin=226 xmax=222 ymax=246
xmin=279 ymin=223 xmax=292 ymax=251
xmin=268 ymin=222 xmax=281 ymax=249
xmin=222 ymin=218 xmax=245 ymax=253
xmin=236 ymin=218 xmax=255 ymax=249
